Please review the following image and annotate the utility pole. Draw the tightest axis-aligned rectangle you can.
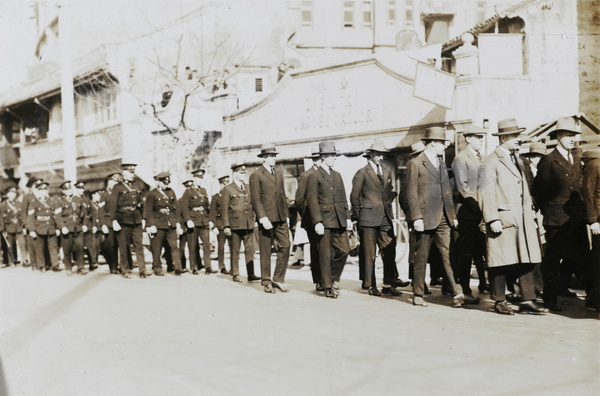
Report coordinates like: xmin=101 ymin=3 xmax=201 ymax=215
xmin=58 ymin=3 xmax=77 ymax=182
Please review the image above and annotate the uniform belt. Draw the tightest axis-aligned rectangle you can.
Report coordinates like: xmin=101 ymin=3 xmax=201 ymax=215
xmin=191 ymin=207 xmax=205 ymax=212
xmin=120 ymin=206 xmax=137 ymax=211
xmin=159 ymin=208 xmax=170 ymax=214
xmin=36 ymin=216 xmax=51 ymax=221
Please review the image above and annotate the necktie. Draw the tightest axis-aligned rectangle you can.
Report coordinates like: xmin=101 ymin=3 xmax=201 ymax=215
xmin=377 ymin=165 xmax=384 ymax=184
xmin=240 ymin=183 xmax=245 ymax=192
xmin=510 ymin=151 xmax=521 ymax=173
xmin=437 ymin=156 xmax=444 ymax=175
xmin=568 ymin=151 xmax=573 ymax=165
xmin=476 ymin=151 xmax=483 ymax=162
xmin=270 ymin=167 xmax=275 ymax=176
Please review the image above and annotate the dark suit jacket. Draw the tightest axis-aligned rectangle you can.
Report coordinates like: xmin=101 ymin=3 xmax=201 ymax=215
xmin=180 ymin=186 xmax=210 ymax=227
xmin=295 ymin=166 xmax=318 ymax=230
xmin=451 ymin=148 xmax=483 ymax=220
xmin=143 ymin=188 xmax=180 ymax=229
xmin=222 ymin=182 xmax=254 ymax=230
xmin=350 ymin=164 xmax=395 ymax=227
xmin=533 ymin=149 xmax=586 ymax=226
xmin=406 ymin=153 xmax=457 ymax=231
xmin=307 ymin=167 xmax=350 ymax=229
xmin=582 ymin=158 xmax=600 ymax=224
xmin=249 ymin=165 xmax=288 ymax=223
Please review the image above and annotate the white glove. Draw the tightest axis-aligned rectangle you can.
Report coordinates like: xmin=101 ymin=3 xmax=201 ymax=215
xmin=346 ymin=219 xmax=353 ymax=231
xmin=102 ymin=224 xmax=109 ymax=234
xmin=55 ymin=229 xmax=61 ymax=236
xmin=62 ymin=227 xmax=69 ymax=235
xmin=92 ymin=226 xmax=97 ymax=234
xmin=187 ymin=220 xmax=194 ymax=229
xmin=82 ymin=225 xmax=88 ymax=233
xmin=259 ymin=217 xmax=273 ymax=230
xmin=30 ymin=231 xmax=37 ymax=238
xmin=224 ymin=227 xmax=231 ymax=237
xmin=209 ymin=221 xmax=215 ymax=229
xmin=141 ymin=219 xmax=146 ymax=230
xmin=147 ymin=225 xmax=157 ymax=234
xmin=591 ymin=222 xmax=600 ymax=235
xmin=112 ymin=220 xmax=121 ymax=232
xmin=413 ymin=219 xmax=424 ymax=232
xmin=315 ymin=223 xmax=324 ymax=236
xmin=177 ymin=227 xmax=184 ymax=236
xmin=213 ymin=228 xmax=219 ymax=236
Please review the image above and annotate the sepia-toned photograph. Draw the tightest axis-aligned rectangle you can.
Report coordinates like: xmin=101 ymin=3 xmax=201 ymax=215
xmin=0 ymin=0 xmax=598 ymax=395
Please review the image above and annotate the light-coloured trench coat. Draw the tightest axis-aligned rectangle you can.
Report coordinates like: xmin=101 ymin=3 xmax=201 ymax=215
xmin=478 ymin=147 xmax=542 ymax=267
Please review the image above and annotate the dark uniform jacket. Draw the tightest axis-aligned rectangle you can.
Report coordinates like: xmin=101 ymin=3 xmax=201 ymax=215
xmin=80 ymin=195 xmax=94 ymax=230
xmin=249 ymin=165 xmax=289 ymax=223
xmin=55 ymin=195 xmax=85 ymax=233
xmin=97 ymin=190 xmax=112 ymax=228
xmin=451 ymin=148 xmax=483 ymax=221
xmin=27 ymin=197 xmax=58 ymax=235
xmin=1 ymin=199 xmax=21 ymax=233
xmin=222 ymin=182 xmax=254 ymax=230
xmin=533 ymin=149 xmax=586 ymax=227
xmin=350 ymin=164 xmax=396 ymax=227
xmin=295 ymin=166 xmax=318 ymax=230
xmin=20 ymin=192 xmax=37 ymax=231
xmin=209 ymin=191 xmax=225 ymax=229
xmin=307 ymin=167 xmax=350 ymax=229
xmin=406 ymin=153 xmax=457 ymax=231
xmin=180 ymin=186 xmax=210 ymax=227
xmin=582 ymin=157 xmax=600 ymax=224
xmin=144 ymin=188 xmax=180 ymax=229
xmin=107 ymin=181 xmax=144 ymax=225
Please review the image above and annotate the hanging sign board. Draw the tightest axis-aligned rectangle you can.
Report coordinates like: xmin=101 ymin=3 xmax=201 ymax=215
xmin=413 ymin=61 xmax=456 ymax=109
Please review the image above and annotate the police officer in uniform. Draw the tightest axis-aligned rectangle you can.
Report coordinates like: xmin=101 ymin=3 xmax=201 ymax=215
xmin=74 ymin=181 xmax=98 ymax=271
xmin=1 ymin=187 xmax=21 ymax=266
xmin=222 ymin=163 xmax=260 ymax=282
xmin=21 ymin=178 xmax=41 ymax=268
xmin=144 ymin=172 xmax=184 ymax=276
xmin=27 ymin=181 xmax=62 ymax=272
xmin=98 ymin=172 xmax=121 ymax=274
xmin=210 ymin=173 xmax=231 ymax=274
xmin=56 ymin=181 xmax=88 ymax=275
xmin=180 ymin=169 xmax=215 ymax=274
xmin=107 ymin=163 xmax=148 ymax=279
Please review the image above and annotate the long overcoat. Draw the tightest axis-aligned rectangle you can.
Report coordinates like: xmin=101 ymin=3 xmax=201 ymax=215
xmin=478 ymin=147 xmax=542 ymax=267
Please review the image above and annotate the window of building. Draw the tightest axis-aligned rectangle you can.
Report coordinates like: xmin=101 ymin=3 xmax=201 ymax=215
xmin=477 ymin=1 xmax=486 ymax=23
xmin=387 ymin=1 xmax=396 ymax=26
xmin=344 ymin=1 xmax=354 ymax=28
xmin=94 ymin=89 xmax=118 ymax=125
xmin=301 ymin=1 xmax=313 ymax=28
xmin=405 ymin=0 xmax=414 ymax=27
xmin=362 ymin=1 xmax=373 ymax=28
xmin=255 ymin=78 xmax=263 ymax=92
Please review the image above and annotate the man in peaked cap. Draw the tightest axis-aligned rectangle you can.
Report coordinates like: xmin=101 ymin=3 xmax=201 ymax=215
xmin=1 ymin=186 xmax=21 ymax=266
xmin=533 ymin=116 xmax=590 ymax=311
xmin=210 ymin=172 xmax=232 ymax=274
xmin=180 ymin=168 xmax=214 ymax=274
xmin=74 ymin=181 xmax=98 ymax=271
xmin=479 ymin=118 xmax=546 ymax=315
xmin=98 ymin=171 xmax=121 ymax=274
xmin=451 ymin=125 xmax=488 ymax=302
xmin=107 ymin=162 xmax=147 ymax=278
xmin=222 ymin=163 xmax=260 ymax=282
xmin=351 ymin=139 xmax=406 ymax=297
xmin=56 ymin=181 xmax=88 ymax=275
xmin=144 ymin=172 xmax=183 ymax=276
xmin=307 ymin=141 xmax=352 ymax=298
xmin=20 ymin=178 xmax=42 ymax=268
xmin=407 ymin=127 xmax=465 ymax=308
xmin=27 ymin=181 xmax=62 ymax=272
xmin=249 ymin=143 xmax=291 ymax=293
xmin=295 ymin=146 xmax=323 ymax=291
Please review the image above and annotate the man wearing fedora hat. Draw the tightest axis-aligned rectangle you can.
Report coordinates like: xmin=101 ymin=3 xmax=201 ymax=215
xmin=210 ymin=172 xmax=232 ymax=274
xmin=351 ymin=138 xmax=405 ymax=297
xmin=451 ymin=125 xmax=488 ymax=300
xmin=249 ymin=143 xmax=291 ymax=293
xmin=533 ymin=116 xmax=589 ymax=311
xmin=407 ymin=127 xmax=465 ymax=307
xmin=479 ymin=118 xmax=546 ymax=315
xmin=306 ymin=141 xmax=352 ymax=298
xmin=107 ymin=163 xmax=147 ymax=279
xmin=145 ymin=172 xmax=184 ymax=276
xmin=55 ymin=180 xmax=88 ymax=275
xmin=295 ymin=146 xmax=323 ymax=291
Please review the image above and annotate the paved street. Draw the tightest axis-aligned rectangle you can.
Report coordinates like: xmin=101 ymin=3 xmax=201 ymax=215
xmin=1 ymin=258 xmax=598 ymax=396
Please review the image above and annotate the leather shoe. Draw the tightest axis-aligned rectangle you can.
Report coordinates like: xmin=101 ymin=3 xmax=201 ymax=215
xmin=424 ymin=284 xmax=432 ymax=295
xmin=264 ymin=283 xmax=276 ymax=293
xmin=393 ymin=278 xmax=410 ymax=288
xmin=381 ymin=287 xmax=402 ymax=297
xmin=506 ymin=292 xmax=521 ymax=303
xmin=154 ymin=270 xmax=165 ymax=276
xmin=413 ymin=296 xmax=428 ymax=307
xmin=78 ymin=268 xmax=89 ymax=275
xmin=220 ymin=268 xmax=231 ymax=274
xmin=494 ymin=301 xmax=514 ymax=315
xmin=478 ymin=283 xmax=490 ymax=293
xmin=122 ymin=272 xmax=132 ymax=279
xmin=52 ymin=267 xmax=63 ymax=272
xmin=272 ymin=281 xmax=288 ymax=292
xmin=205 ymin=267 xmax=217 ymax=274
xmin=543 ymin=303 xmax=563 ymax=312
xmin=368 ymin=287 xmax=381 ymax=296
xmin=139 ymin=272 xmax=147 ymax=278
xmin=315 ymin=282 xmax=325 ymax=292
xmin=181 ymin=268 xmax=189 ymax=273
xmin=463 ymin=294 xmax=480 ymax=305
xmin=174 ymin=269 xmax=184 ymax=276
xmin=247 ymin=274 xmax=261 ymax=282
xmin=361 ymin=282 xmax=369 ymax=290
xmin=325 ymin=288 xmax=338 ymax=299
xmin=233 ymin=275 xmax=242 ymax=283
xmin=191 ymin=269 xmax=198 ymax=275
xmin=519 ymin=301 xmax=548 ymax=314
